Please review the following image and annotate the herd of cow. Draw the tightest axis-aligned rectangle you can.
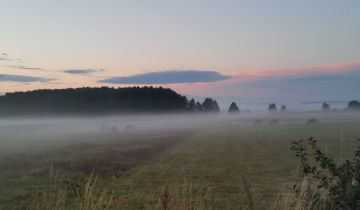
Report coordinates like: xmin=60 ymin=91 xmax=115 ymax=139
xmin=228 ymin=117 xmax=319 ymax=127
xmin=100 ymin=124 xmax=136 ymax=133
xmin=100 ymin=117 xmax=320 ymax=132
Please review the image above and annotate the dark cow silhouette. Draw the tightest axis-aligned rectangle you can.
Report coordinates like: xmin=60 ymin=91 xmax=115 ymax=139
xmin=228 ymin=121 xmax=239 ymax=127
xmin=100 ymin=125 xmax=110 ymax=132
xmin=100 ymin=125 xmax=118 ymax=133
xmin=269 ymin=119 xmax=279 ymax=125
xmin=124 ymin=124 xmax=136 ymax=132
xmin=306 ymin=118 xmax=319 ymax=125
xmin=253 ymin=119 xmax=263 ymax=126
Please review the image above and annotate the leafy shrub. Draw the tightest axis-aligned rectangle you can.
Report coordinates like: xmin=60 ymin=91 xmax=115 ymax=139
xmin=290 ymin=137 xmax=360 ymax=209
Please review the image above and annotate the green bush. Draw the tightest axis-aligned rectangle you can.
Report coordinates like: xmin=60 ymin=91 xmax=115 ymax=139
xmin=291 ymin=137 xmax=360 ymax=209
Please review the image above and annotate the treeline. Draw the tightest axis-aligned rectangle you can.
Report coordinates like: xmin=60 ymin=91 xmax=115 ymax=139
xmin=0 ymin=87 xmax=220 ymax=116
xmin=322 ymin=100 xmax=360 ymax=111
xmin=266 ymin=100 xmax=360 ymax=112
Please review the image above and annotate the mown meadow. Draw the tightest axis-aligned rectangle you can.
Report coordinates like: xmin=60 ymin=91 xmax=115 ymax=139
xmin=0 ymin=112 xmax=359 ymax=209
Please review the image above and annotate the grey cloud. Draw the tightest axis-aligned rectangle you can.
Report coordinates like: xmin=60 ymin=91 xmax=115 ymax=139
xmin=99 ymin=70 xmax=230 ymax=84
xmin=0 ymin=74 xmax=52 ymax=83
xmin=8 ymin=65 xmax=46 ymax=71
xmin=285 ymin=69 xmax=360 ymax=83
xmin=0 ymin=53 xmax=24 ymax=63
xmin=288 ymin=75 xmax=342 ymax=82
xmin=0 ymin=53 xmax=11 ymax=61
xmin=227 ymin=69 xmax=360 ymax=102
xmin=63 ymin=69 xmax=104 ymax=75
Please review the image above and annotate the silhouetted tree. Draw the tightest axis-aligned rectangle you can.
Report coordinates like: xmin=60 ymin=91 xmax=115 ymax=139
xmin=187 ymin=98 xmax=196 ymax=112
xmin=348 ymin=100 xmax=360 ymax=110
xmin=322 ymin=102 xmax=330 ymax=111
xmin=268 ymin=103 xmax=277 ymax=112
xmin=228 ymin=102 xmax=239 ymax=113
xmin=195 ymin=101 xmax=203 ymax=112
xmin=202 ymin=98 xmax=220 ymax=112
xmin=280 ymin=105 xmax=286 ymax=112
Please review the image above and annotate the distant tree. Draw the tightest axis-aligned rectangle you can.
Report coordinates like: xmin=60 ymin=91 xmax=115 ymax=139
xmin=348 ymin=100 xmax=360 ymax=110
xmin=202 ymin=98 xmax=220 ymax=112
xmin=280 ymin=105 xmax=286 ymax=112
xmin=187 ymin=98 xmax=196 ymax=111
xmin=228 ymin=102 xmax=239 ymax=113
xmin=195 ymin=101 xmax=203 ymax=112
xmin=268 ymin=103 xmax=277 ymax=112
xmin=322 ymin=102 xmax=330 ymax=111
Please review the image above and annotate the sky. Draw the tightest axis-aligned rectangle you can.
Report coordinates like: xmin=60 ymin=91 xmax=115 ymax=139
xmin=1 ymin=0 xmax=360 ymax=103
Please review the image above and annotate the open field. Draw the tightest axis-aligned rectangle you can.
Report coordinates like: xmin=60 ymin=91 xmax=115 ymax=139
xmin=1 ymin=112 xmax=360 ymax=209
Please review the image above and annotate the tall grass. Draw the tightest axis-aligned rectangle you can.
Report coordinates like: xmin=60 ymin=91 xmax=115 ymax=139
xmin=273 ymin=178 xmax=328 ymax=210
xmin=29 ymin=172 xmax=66 ymax=210
xmin=24 ymin=171 xmax=347 ymax=210
xmin=27 ymin=172 xmax=116 ymax=210
xmin=27 ymin=173 xmax=257 ymax=210
xmin=145 ymin=183 xmax=212 ymax=210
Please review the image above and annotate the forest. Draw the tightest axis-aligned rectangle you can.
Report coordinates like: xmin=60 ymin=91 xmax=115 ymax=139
xmin=0 ymin=86 xmax=220 ymax=116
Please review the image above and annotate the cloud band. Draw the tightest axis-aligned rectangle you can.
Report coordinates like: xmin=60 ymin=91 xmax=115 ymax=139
xmin=99 ymin=70 xmax=230 ymax=84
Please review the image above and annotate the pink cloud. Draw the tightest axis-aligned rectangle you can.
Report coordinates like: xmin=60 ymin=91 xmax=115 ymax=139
xmin=232 ymin=60 xmax=360 ymax=79
xmin=166 ymin=60 xmax=360 ymax=97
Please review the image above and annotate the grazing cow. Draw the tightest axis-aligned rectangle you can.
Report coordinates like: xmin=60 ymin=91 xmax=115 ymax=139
xmin=253 ymin=119 xmax=263 ymax=126
xmin=269 ymin=119 xmax=279 ymax=126
xmin=100 ymin=125 xmax=110 ymax=132
xmin=100 ymin=125 xmax=118 ymax=133
xmin=228 ymin=121 xmax=239 ymax=127
xmin=306 ymin=118 xmax=319 ymax=125
xmin=124 ymin=124 xmax=136 ymax=132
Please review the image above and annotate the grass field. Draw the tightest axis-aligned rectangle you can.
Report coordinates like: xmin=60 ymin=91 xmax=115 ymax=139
xmin=1 ymin=113 xmax=360 ymax=209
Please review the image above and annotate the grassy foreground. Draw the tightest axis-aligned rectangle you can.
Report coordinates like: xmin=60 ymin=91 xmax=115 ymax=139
xmin=112 ymin=122 xmax=360 ymax=209
xmin=1 ymin=119 xmax=360 ymax=209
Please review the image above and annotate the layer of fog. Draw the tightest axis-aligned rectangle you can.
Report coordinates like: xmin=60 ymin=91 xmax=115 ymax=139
xmin=1 ymin=111 xmax=360 ymax=155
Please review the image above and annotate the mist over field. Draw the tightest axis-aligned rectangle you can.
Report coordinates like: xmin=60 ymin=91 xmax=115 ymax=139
xmin=1 ymin=0 xmax=360 ymax=209
xmin=1 ymin=108 xmax=360 ymax=209
xmin=0 ymin=109 xmax=359 ymax=154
